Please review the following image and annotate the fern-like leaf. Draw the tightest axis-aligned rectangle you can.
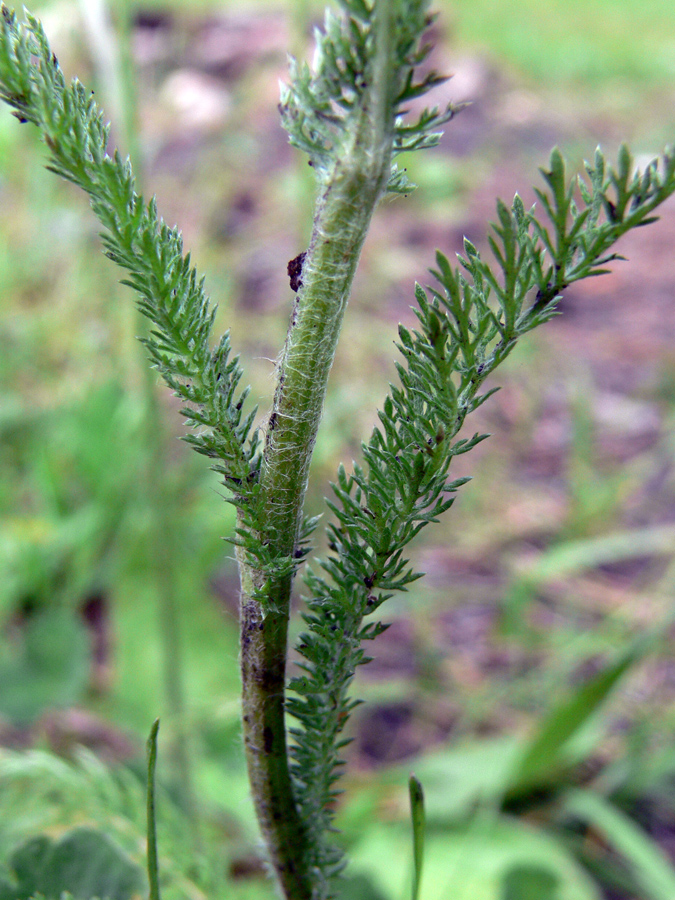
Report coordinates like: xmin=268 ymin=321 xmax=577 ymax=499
xmin=279 ymin=0 xmax=459 ymax=194
xmin=288 ymin=144 xmax=675 ymax=883
xmin=0 ymin=6 xmax=260 ymax=508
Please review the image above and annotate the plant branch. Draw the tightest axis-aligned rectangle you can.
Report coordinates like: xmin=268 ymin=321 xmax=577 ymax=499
xmin=237 ymin=2 xmax=403 ymax=894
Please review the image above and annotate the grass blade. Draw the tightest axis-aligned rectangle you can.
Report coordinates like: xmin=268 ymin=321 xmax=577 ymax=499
xmin=563 ymin=788 xmax=675 ymax=900
xmin=507 ymin=635 xmax=651 ymax=797
xmin=147 ymin=718 xmax=161 ymax=900
xmin=520 ymin=525 xmax=675 ymax=583
xmin=409 ymin=774 xmax=425 ymax=900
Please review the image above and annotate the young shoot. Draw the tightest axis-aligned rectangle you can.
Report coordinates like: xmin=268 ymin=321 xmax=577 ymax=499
xmin=0 ymin=1 xmax=673 ymax=898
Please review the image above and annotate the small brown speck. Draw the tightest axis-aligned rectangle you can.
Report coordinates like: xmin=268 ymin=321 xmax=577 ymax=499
xmin=287 ymin=251 xmax=307 ymax=293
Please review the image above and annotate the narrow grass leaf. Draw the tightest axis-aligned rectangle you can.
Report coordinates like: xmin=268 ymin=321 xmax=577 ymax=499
xmin=146 ymin=718 xmax=161 ymax=900
xmin=563 ymin=788 xmax=675 ymax=900
xmin=409 ymin=775 xmax=425 ymax=900
xmin=508 ymin=637 xmax=650 ymax=797
xmin=520 ymin=525 xmax=675 ymax=583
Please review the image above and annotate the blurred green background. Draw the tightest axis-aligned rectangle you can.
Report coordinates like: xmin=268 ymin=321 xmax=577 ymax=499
xmin=2 ymin=1 xmax=675 ymax=898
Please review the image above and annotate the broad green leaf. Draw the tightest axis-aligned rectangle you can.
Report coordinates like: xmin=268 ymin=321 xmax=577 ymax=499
xmin=501 ymin=865 xmax=560 ymax=900
xmin=8 ymin=835 xmax=50 ymax=897
xmin=40 ymin=828 xmax=145 ymax=900
xmin=563 ymin=789 xmax=675 ymax=900
xmin=6 ymin=827 xmax=144 ymax=900
xmin=0 ymin=878 xmax=17 ymax=900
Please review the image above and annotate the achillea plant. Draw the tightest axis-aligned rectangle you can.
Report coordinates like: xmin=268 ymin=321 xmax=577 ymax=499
xmin=0 ymin=1 xmax=674 ymax=898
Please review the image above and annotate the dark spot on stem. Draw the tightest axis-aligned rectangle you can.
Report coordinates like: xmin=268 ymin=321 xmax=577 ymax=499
xmin=263 ymin=727 xmax=273 ymax=754
xmin=287 ymin=251 xmax=307 ymax=292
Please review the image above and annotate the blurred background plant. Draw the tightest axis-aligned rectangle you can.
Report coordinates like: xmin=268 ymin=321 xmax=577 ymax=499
xmin=1 ymin=0 xmax=675 ymax=898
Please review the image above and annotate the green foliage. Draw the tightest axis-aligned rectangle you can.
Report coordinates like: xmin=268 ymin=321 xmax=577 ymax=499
xmin=343 ymin=624 xmax=675 ymax=900
xmin=0 ymin=371 xmax=232 ymax=740
xmin=505 ymin=635 xmax=653 ymax=799
xmin=1 ymin=1 xmax=675 ymax=899
xmin=0 ymin=381 xmax=145 ymax=621
xmin=286 ymin=141 xmax=675 ymax=876
xmin=0 ymin=827 xmax=145 ymax=900
xmin=279 ymin=0 xmax=457 ymax=194
xmin=563 ymin=789 xmax=675 ymax=900
xmin=449 ymin=0 xmax=675 ymax=87
xmin=347 ymin=815 xmax=599 ymax=900
xmin=0 ymin=606 xmax=89 ymax=725
xmin=0 ymin=747 xmax=209 ymax=900
xmin=501 ymin=866 xmax=560 ymax=900
xmin=0 ymin=4 xmax=260 ymax=519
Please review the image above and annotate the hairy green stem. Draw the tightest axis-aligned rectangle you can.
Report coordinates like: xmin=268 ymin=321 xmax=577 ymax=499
xmin=238 ymin=1 xmax=398 ymax=895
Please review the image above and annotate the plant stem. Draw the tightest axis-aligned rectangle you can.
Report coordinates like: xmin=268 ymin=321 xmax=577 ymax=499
xmin=238 ymin=1 xmax=398 ymax=896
